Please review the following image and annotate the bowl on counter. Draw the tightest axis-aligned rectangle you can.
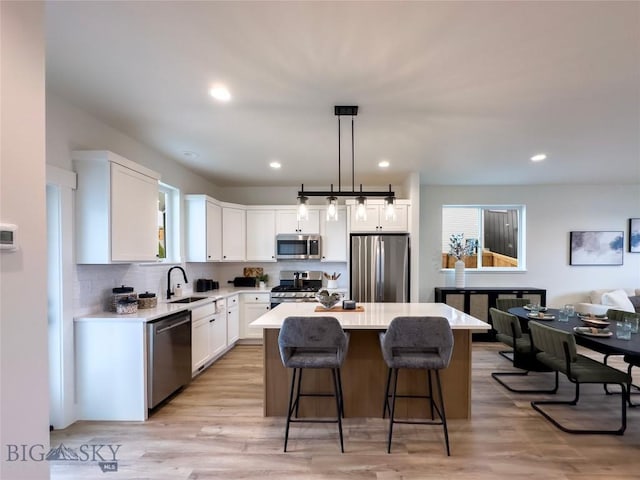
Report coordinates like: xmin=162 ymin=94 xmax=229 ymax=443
xmin=315 ymin=290 xmax=344 ymax=309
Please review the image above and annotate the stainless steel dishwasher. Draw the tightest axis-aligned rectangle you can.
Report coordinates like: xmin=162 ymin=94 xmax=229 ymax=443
xmin=147 ymin=310 xmax=192 ymax=409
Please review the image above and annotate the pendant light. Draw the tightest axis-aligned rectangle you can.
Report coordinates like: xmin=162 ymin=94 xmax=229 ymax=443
xmin=297 ymin=106 xmax=396 ymax=221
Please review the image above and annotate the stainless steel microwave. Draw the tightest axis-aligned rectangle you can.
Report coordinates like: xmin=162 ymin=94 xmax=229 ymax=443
xmin=276 ymin=234 xmax=321 ymax=260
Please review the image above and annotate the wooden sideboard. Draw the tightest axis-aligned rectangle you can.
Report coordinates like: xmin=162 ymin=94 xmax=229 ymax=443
xmin=434 ymin=287 xmax=547 ymax=340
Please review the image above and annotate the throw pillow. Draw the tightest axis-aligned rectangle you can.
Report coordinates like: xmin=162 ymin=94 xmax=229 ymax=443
xmin=601 ymin=289 xmax=635 ymax=313
xmin=628 ymin=295 xmax=640 ymax=313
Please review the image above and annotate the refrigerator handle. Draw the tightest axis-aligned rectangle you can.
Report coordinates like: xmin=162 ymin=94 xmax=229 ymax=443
xmin=376 ymin=237 xmax=385 ymax=301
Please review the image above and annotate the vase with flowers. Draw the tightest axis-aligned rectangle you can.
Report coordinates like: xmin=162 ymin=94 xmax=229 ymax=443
xmin=449 ymin=233 xmax=473 ymax=287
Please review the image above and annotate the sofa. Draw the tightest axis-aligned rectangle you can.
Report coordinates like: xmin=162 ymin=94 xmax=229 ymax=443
xmin=575 ymin=288 xmax=640 ymax=315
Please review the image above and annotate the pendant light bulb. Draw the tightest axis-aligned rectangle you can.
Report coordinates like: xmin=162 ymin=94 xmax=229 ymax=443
xmin=356 ymin=195 xmax=367 ymax=222
xmin=326 ymin=196 xmax=338 ymax=221
xmin=384 ymin=184 xmax=396 ymax=221
xmin=297 ymin=187 xmax=309 ymax=221
xmin=384 ymin=195 xmax=396 ymax=221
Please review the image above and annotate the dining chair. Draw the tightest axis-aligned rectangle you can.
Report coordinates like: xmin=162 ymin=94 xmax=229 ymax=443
xmin=379 ymin=316 xmax=453 ymax=455
xmin=494 ymin=298 xmax=531 ymax=361
xmin=602 ymin=309 xmax=640 ymax=405
xmin=528 ymin=321 xmax=630 ymax=435
xmin=489 ymin=308 xmax=558 ymax=393
xmin=278 ymin=316 xmax=349 ymax=452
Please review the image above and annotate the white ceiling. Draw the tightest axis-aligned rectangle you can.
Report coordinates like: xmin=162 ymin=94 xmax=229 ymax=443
xmin=45 ymin=1 xmax=640 ymax=188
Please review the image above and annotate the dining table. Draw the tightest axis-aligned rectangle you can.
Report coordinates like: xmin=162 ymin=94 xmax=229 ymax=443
xmin=508 ymin=307 xmax=640 ymax=357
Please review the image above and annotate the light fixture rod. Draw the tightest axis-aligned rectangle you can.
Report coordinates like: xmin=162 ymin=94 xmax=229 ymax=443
xmin=338 ymin=115 xmax=341 ymax=192
xmin=351 ymin=115 xmax=355 ymax=193
xmin=298 ymin=190 xmax=394 ymax=198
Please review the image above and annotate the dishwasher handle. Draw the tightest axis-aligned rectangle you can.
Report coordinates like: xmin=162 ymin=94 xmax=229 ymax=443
xmin=154 ymin=316 xmax=191 ymax=335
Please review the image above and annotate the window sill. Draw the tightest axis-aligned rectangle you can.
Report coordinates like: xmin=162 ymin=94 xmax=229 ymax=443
xmin=440 ymin=268 xmax=527 ymax=273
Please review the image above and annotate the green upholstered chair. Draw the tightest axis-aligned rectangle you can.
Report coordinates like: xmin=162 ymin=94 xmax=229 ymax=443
xmin=602 ymin=309 xmax=640 ymax=405
xmin=528 ymin=321 xmax=630 ymax=435
xmin=494 ymin=298 xmax=531 ymax=361
xmin=495 ymin=297 xmax=531 ymax=312
xmin=489 ymin=308 xmax=558 ymax=393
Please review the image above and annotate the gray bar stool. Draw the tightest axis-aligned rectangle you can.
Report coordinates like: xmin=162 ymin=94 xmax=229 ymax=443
xmin=379 ymin=316 xmax=453 ymax=455
xmin=278 ymin=316 xmax=350 ymax=452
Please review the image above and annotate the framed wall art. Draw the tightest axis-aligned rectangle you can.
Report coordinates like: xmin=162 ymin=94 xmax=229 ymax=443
xmin=630 ymin=218 xmax=640 ymax=253
xmin=569 ymin=231 xmax=623 ymax=266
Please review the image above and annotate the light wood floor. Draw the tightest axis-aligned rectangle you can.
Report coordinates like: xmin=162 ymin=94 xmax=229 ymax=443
xmin=51 ymin=344 xmax=640 ymax=479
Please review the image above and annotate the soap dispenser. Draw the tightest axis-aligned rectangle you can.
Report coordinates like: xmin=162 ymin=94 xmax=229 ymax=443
xmin=174 ymin=283 xmax=183 ymax=297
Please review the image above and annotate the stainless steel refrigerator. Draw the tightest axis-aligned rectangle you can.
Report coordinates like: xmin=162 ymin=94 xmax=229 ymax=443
xmin=350 ymin=234 xmax=410 ymax=302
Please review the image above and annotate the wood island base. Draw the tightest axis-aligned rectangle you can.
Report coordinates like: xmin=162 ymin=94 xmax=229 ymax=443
xmin=263 ymin=328 xmax=473 ymax=419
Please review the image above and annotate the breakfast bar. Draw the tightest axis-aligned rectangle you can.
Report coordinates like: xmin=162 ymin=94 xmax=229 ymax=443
xmin=251 ymin=302 xmax=491 ymax=419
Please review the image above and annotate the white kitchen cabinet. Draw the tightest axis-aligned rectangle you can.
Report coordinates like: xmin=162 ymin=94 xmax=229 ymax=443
xmin=349 ymin=202 xmax=409 ymax=233
xmin=185 ymin=195 xmax=222 ymax=262
xmin=191 ymin=301 xmax=217 ymax=375
xmin=208 ymin=309 xmax=227 ymax=360
xmin=241 ymin=293 xmax=270 ymax=340
xmin=226 ymin=295 xmax=240 ymax=344
xmin=275 ymin=208 xmax=320 ymax=234
xmin=246 ymin=209 xmax=276 ymax=261
xmin=222 ymin=205 xmax=246 ymax=261
xmin=320 ymin=206 xmax=347 ymax=262
xmin=73 ymin=150 xmax=160 ymax=263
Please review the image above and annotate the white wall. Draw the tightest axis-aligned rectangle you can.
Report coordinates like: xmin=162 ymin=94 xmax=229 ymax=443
xmin=1 ymin=2 xmax=50 ymax=478
xmin=421 ymin=185 xmax=640 ymax=306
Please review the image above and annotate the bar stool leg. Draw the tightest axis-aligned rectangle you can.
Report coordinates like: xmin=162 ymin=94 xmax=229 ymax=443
xmin=387 ymin=368 xmax=399 ymax=453
xmin=284 ymin=368 xmax=299 ymax=452
xmin=427 ymin=370 xmax=435 ymax=420
xmin=382 ymin=368 xmax=392 ymax=418
xmin=336 ymin=368 xmax=345 ymax=418
xmin=331 ymin=368 xmax=344 ymax=453
xmin=294 ymin=369 xmax=303 ymax=418
xmin=435 ymin=369 xmax=450 ymax=456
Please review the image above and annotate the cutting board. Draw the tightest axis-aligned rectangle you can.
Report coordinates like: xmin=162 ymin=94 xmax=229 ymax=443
xmin=243 ymin=267 xmax=263 ymax=278
xmin=314 ymin=306 xmax=365 ymax=312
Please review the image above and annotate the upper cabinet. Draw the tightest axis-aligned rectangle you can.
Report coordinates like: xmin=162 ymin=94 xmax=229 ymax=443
xmin=185 ymin=195 xmax=222 ymax=262
xmin=320 ymin=207 xmax=347 ymax=262
xmin=246 ymin=208 xmax=276 ymax=262
xmin=349 ymin=201 xmax=409 ymax=233
xmin=73 ymin=150 xmax=160 ymax=263
xmin=275 ymin=208 xmax=320 ymax=234
xmin=221 ymin=205 xmax=246 ymax=261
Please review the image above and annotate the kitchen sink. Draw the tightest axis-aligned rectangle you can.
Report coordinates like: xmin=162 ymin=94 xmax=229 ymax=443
xmin=168 ymin=296 xmax=209 ymax=304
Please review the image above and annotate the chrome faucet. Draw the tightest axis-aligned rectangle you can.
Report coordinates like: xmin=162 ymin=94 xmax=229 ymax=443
xmin=167 ymin=266 xmax=188 ymax=299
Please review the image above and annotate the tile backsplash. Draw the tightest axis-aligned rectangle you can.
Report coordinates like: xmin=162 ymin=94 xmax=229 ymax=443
xmin=74 ymin=261 xmax=348 ymax=316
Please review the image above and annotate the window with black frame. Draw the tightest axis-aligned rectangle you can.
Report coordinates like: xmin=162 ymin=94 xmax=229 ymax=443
xmin=442 ymin=205 xmax=525 ymax=270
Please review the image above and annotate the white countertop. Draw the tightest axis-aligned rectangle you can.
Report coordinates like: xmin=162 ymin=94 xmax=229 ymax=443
xmin=74 ymin=286 xmax=270 ymax=322
xmin=250 ymin=302 xmax=491 ymax=330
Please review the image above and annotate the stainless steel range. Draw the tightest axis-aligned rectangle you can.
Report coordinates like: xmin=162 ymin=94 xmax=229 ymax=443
xmin=270 ymin=270 xmax=323 ymax=307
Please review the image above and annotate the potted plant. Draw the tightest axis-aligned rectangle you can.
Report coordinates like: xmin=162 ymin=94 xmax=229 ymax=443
xmin=256 ymin=273 xmax=269 ymax=289
xmin=448 ymin=234 xmax=473 ymax=287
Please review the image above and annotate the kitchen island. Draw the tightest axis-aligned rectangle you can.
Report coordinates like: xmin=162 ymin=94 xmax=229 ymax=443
xmin=251 ymin=302 xmax=490 ymax=419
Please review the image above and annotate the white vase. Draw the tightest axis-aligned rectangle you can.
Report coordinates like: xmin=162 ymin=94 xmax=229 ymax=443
xmin=454 ymin=260 xmax=466 ymax=288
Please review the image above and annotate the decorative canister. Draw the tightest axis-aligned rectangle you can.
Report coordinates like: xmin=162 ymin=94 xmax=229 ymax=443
xmin=116 ymin=297 xmax=138 ymax=314
xmin=111 ymin=285 xmax=137 ymax=312
xmin=138 ymin=291 xmax=157 ymax=309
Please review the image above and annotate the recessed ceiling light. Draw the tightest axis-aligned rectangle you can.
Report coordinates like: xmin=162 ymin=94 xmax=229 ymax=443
xmin=530 ymin=153 xmax=547 ymax=162
xmin=182 ymin=151 xmax=199 ymax=159
xmin=269 ymin=161 xmax=281 ymax=169
xmin=209 ymin=85 xmax=231 ymax=102
xmin=378 ymin=160 xmax=390 ymax=168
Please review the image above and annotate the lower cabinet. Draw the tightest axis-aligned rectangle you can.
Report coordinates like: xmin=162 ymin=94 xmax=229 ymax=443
xmin=208 ymin=310 xmax=227 ymax=360
xmin=226 ymin=295 xmax=240 ymax=344
xmin=434 ymin=287 xmax=547 ymax=340
xmin=191 ymin=301 xmax=217 ymax=374
xmin=241 ymin=293 xmax=271 ymax=339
